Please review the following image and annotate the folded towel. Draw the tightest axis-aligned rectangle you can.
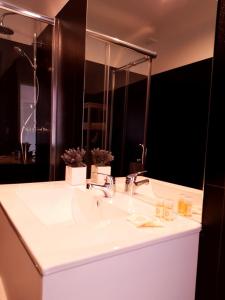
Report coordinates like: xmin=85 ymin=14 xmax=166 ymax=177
xmin=127 ymin=213 xmax=164 ymax=228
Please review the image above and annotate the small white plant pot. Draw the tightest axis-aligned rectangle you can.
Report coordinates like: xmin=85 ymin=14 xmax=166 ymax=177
xmin=65 ymin=166 xmax=87 ymax=186
xmin=91 ymin=165 xmax=111 ymax=183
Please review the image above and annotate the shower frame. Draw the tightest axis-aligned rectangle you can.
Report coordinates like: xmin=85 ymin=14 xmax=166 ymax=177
xmin=0 ymin=1 xmax=54 ymax=164
xmin=86 ymin=29 xmax=157 ymax=168
xmin=0 ymin=1 xmax=54 ymax=25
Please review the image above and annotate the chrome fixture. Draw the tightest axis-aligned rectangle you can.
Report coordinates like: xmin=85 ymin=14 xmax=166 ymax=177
xmin=125 ymin=171 xmax=149 ymax=196
xmin=86 ymin=29 xmax=157 ymax=58
xmin=0 ymin=12 xmax=15 ymax=35
xmin=114 ymin=56 xmax=151 ymax=72
xmin=87 ymin=175 xmax=115 ymax=198
xmin=0 ymin=1 xmax=54 ymax=24
xmin=14 ymin=46 xmax=37 ymax=70
xmin=139 ymin=143 xmax=147 ymax=166
xmin=14 ymin=38 xmax=39 ymax=163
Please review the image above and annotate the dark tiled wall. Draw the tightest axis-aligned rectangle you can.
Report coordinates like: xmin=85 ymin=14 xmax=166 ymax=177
xmin=84 ymin=59 xmax=212 ymax=184
xmin=196 ymin=0 xmax=225 ymax=298
xmin=51 ymin=0 xmax=87 ymax=180
xmin=147 ymin=59 xmax=213 ymax=189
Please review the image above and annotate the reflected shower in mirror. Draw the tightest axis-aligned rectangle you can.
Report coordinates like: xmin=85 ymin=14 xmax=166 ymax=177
xmin=85 ymin=0 xmax=218 ymax=189
xmin=83 ymin=31 xmax=156 ymax=177
xmin=0 ymin=7 xmax=53 ymax=183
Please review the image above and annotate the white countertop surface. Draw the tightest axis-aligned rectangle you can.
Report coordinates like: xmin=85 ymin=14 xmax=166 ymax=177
xmin=0 ymin=180 xmax=201 ymax=276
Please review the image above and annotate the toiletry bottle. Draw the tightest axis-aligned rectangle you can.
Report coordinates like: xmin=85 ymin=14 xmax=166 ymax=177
xmin=164 ymin=200 xmax=174 ymax=221
xmin=155 ymin=199 xmax=164 ymax=219
xmin=178 ymin=194 xmax=186 ymax=216
xmin=178 ymin=194 xmax=192 ymax=217
xmin=184 ymin=197 xmax=192 ymax=217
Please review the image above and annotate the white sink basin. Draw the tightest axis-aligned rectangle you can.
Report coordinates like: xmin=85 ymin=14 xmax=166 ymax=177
xmin=16 ymin=188 xmax=127 ymax=226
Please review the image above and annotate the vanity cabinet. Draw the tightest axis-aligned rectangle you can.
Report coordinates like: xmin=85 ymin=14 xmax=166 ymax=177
xmin=0 ymin=181 xmax=200 ymax=300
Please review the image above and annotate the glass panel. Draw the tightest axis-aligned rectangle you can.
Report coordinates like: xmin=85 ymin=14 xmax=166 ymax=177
xmin=83 ymin=35 xmax=110 ymax=150
xmin=109 ymin=44 xmax=151 ymax=176
xmin=84 ymin=35 xmax=153 ymax=176
xmin=0 ymin=8 xmax=52 ymax=183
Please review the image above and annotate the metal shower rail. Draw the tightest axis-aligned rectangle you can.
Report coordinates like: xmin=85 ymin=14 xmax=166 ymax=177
xmin=114 ymin=56 xmax=151 ymax=72
xmin=0 ymin=1 xmax=157 ymax=60
xmin=0 ymin=1 xmax=54 ymax=24
xmin=86 ymin=29 xmax=157 ymax=59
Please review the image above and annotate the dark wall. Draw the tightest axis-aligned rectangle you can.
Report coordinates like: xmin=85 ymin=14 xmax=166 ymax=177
xmin=196 ymin=0 xmax=225 ymax=298
xmin=111 ymin=78 xmax=147 ymax=176
xmin=0 ymin=39 xmax=33 ymax=156
xmin=84 ymin=60 xmax=147 ymax=175
xmin=84 ymin=59 xmax=212 ymax=184
xmin=146 ymin=58 xmax=212 ymax=189
xmin=51 ymin=0 xmax=87 ymax=180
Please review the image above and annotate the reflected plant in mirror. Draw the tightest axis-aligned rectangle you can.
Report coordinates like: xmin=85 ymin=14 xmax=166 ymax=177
xmin=91 ymin=148 xmax=114 ymax=166
xmin=90 ymin=148 xmax=114 ymax=182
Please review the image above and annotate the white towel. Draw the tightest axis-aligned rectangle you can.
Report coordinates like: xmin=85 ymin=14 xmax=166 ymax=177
xmin=127 ymin=213 xmax=164 ymax=228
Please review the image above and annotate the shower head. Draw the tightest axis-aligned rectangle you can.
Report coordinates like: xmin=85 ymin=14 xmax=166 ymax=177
xmin=0 ymin=24 xmax=14 ymax=35
xmin=13 ymin=46 xmax=36 ymax=70
xmin=14 ymin=46 xmax=25 ymax=57
xmin=0 ymin=12 xmax=15 ymax=35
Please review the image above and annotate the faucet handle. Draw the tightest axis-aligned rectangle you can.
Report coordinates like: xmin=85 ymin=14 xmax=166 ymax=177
xmin=126 ymin=170 xmax=147 ymax=181
xmin=136 ymin=170 xmax=147 ymax=176
xmin=95 ymin=173 xmax=115 ymax=185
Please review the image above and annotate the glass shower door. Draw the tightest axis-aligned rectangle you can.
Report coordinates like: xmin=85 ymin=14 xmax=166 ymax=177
xmin=83 ymin=33 xmax=153 ymax=177
xmin=109 ymin=44 xmax=152 ymax=176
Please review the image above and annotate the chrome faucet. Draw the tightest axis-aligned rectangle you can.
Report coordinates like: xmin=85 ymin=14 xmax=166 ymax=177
xmin=125 ymin=170 xmax=149 ymax=195
xmin=87 ymin=174 xmax=115 ymax=198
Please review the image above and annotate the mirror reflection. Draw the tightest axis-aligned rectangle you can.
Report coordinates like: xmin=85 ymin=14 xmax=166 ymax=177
xmin=84 ymin=0 xmax=217 ymax=187
xmin=83 ymin=34 xmax=154 ymax=176
xmin=84 ymin=0 xmax=218 ymax=223
xmin=0 ymin=8 xmax=52 ymax=182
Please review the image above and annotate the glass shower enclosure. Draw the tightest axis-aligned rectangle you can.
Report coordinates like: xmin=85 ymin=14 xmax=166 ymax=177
xmin=83 ymin=30 xmax=156 ymax=176
xmin=0 ymin=4 xmax=53 ymax=183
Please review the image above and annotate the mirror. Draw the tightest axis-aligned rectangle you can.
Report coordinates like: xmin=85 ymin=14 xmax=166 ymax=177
xmin=0 ymin=7 xmax=53 ymax=183
xmin=83 ymin=34 xmax=153 ymax=176
xmin=84 ymin=0 xmax=217 ymax=186
xmin=84 ymin=0 xmax=218 ymax=223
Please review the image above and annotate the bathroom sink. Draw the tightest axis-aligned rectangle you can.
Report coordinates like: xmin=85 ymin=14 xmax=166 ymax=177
xmin=71 ymin=191 xmax=127 ymax=225
xmin=16 ymin=187 xmax=127 ymax=226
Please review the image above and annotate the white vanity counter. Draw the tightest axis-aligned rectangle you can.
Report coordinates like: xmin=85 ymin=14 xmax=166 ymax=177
xmin=0 ymin=179 xmax=201 ymax=300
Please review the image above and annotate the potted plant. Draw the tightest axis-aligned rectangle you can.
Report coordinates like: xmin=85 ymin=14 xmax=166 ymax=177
xmin=90 ymin=148 xmax=114 ymax=182
xmin=61 ymin=148 xmax=87 ymax=185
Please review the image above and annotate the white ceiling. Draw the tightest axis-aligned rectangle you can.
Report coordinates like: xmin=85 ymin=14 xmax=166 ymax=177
xmin=86 ymin=0 xmax=218 ymax=73
xmin=87 ymin=0 xmax=217 ymax=48
xmin=1 ymin=0 xmax=218 ymax=73
xmin=0 ymin=0 xmax=68 ymax=18
xmin=3 ymin=0 xmax=217 ymax=46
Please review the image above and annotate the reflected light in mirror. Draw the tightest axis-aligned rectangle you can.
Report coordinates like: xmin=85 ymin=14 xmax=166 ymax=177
xmin=20 ymin=10 xmax=42 ymax=19
xmin=0 ymin=276 xmax=8 ymax=300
